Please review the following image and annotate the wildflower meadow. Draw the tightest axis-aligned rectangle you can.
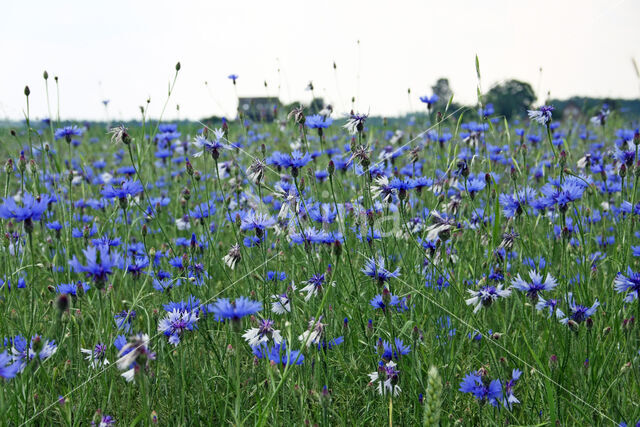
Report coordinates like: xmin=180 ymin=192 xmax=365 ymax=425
xmin=2 ymin=63 xmax=640 ymax=426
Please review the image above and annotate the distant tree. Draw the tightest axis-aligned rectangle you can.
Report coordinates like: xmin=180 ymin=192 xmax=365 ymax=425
xmin=431 ymin=78 xmax=453 ymax=104
xmin=485 ymin=79 xmax=536 ymax=119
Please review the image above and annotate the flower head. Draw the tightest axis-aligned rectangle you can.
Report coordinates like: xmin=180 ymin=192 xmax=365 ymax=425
xmin=614 ymin=267 xmax=640 ymax=303
xmin=512 ymin=270 xmax=557 ymax=301
xmin=212 ymin=297 xmax=262 ymax=322
xmin=368 ymin=360 xmax=401 ymax=396
xmin=465 ymin=285 xmax=511 ymax=313
xmin=527 ymin=105 xmax=554 ymax=125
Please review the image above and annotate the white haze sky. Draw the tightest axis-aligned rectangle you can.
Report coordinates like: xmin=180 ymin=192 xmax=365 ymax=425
xmin=1 ymin=0 xmax=639 ymax=122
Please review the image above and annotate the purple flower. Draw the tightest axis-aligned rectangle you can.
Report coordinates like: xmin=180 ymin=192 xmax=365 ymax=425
xmin=614 ymin=267 xmax=640 ymax=303
xmin=511 ymin=270 xmax=557 ymax=300
xmin=0 ymin=193 xmax=50 ymax=223
xmin=212 ymin=297 xmax=262 ymax=322
xmin=459 ymin=371 xmax=502 ymax=406
xmin=527 ymin=105 xmax=554 ymax=125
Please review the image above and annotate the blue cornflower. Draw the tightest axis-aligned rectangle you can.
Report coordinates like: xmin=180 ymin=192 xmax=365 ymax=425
xmin=370 ymin=291 xmax=402 ymax=312
xmin=158 ymin=309 xmax=199 ymax=346
xmin=10 ymin=335 xmax=58 ymax=372
xmin=192 ymin=129 xmax=226 ymax=158
xmin=381 ymin=338 xmax=411 ymax=361
xmin=114 ymin=310 xmax=136 ymax=332
xmin=80 ymin=343 xmax=109 ymax=369
xmin=465 ymin=177 xmax=486 ymax=197
xmin=101 ymin=179 xmax=144 ymax=200
xmin=362 ymin=256 xmax=401 ymax=285
xmin=499 ymin=187 xmax=536 ymax=218
xmin=240 ymin=211 xmax=276 ymax=233
xmin=0 ymin=193 xmax=50 ymax=224
xmin=0 ymin=350 xmax=20 ymax=380
xmin=212 ymin=297 xmax=262 ymax=322
xmin=465 ymin=285 xmax=511 ymax=313
xmin=527 ymin=105 xmax=554 ymax=125
xmin=301 ymin=273 xmax=331 ymax=301
xmin=539 ymin=182 xmax=584 ymax=211
xmin=536 ymin=297 xmax=559 ymax=317
xmin=368 ymin=360 xmax=401 ymax=396
xmin=54 ymin=125 xmax=84 ymax=141
xmin=252 ymin=341 xmax=304 ymax=366
xmin=503 ymin=369 xmax=522 ymax=408
xmin=419 ymin=95 xmax=439 ymax=106
xmin=511 ymin=270 xmax=557 ymax=300
xmin=92 ymin=235 xmax=121 ymax=248
xmin=56 ymin=282 xmax=90 ymax=296
xmin=459 ymin=371 xmax=502 ymax=407
xmin=228 ymin=74 xmax=239 ymax=83
xmin=557 ymin=293 xmax=599 ymax=325
xmin=306 ymin=114 xmax=333 ymax=129
xmin=343 ymin=113 xmax=368 ymax=135
xmin=289 ymin=150 xmax=312 ymax=169
xmin=69 ymin=246 xmax=122 ymax=286
xmin=614 ymin=267 xmax=640 ymax=303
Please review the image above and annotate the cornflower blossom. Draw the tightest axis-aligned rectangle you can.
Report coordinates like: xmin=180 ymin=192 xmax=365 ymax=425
xmin=114 ymin=310 xmax=136 ymax=332
xmin=425 ymin=211 xmax=457 ymax=242
xmin=557 ymin=293 xmax=599 ymax=325
xmin=465 ymin=285 xmax=512 ymax=313
xmin=0 ymin=351 xmax=20 ymax=380
xmin=158 ymin=309 xmax=199 ymax=346
xmin=271 ymin=286 xmax=296 ymax=314
xmin=80 ymin=343 xmax=109 ymax=369
xmin=91 ymin=415 xmax=116 ymax=426
xmin=240 ymin=211 xmax=276 ymax=233
xmin=246 ymin=159 xmax=267 ymax=184
xmin=503 ymin=369 xmax=522 ymax=409
xmin=0 ymin=193 xmax=50 ymax=231
xmin=371 ymin=176 xmax=394 ymax=203
xmin=69 ymin=246 xmax=122 ymax=286
xmin=305 ymin=114 xmax=333 ymax=129
xmin=539 ymin=182 xmax=585 ymax=211
xmin=361 ymin=256 xmax=401 ymax=285
xmin=192 ymin=128 xmax=226 ymax=158
xmin=100 ymin=179 xmax=144 ymax=200
xmin=368 ymin=360 xmax=401 ymax=396
xmin=243 ymin=319 xmax=283 ymax=347
xmin=252 ymin=341 xmax=304 ymax=366
xmin=419 ymin=94 xmax=439 ymax=106
xmin=222 ymin=244 xmax=242 ymax=270
xmin=459 ymin=371 xmax=502 ymax=407
xmin=116 ymin=333 xmax=156 ymax=383
xmin=590 ymin=104 xmax=610 ymax=126
xmin=343 ymin=113 xmax=368 ymax=135
xmin=380 ymin=338 xmax=411 ymax=361
xmin=614 ymin=268 xmax=640 ymax=302
xmin=299 ymin=317 xmax=326 ymax=347
xmin=211 ymin=297 xmax=262 ymax=322
xmin=54 ymin=125 xmax=84 ymax=142
xmin=499 ymin=187 xmax=536 ymax=218
xmin=11 ymin=335 xmax=58 ymax=372
xmin=370 ymin=293 xmax=400 ymax=311
xmin=535 ymin=297 xmax=559 ymax=317
xmin=527 ymin=105 xmax=554 ymax=126
xmin=300 ymin=273 xmax=334 ymax=301
xmin=511 ymin=270 xmax=557 ymax=301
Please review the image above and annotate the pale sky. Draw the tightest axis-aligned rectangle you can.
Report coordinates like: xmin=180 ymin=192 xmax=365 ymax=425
xmin=2 ymin=0 xmax=639 ymax=122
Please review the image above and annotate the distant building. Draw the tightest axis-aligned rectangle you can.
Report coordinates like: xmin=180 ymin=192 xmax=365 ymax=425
xmin=238 ymin=97 xmax=281 ymax=122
